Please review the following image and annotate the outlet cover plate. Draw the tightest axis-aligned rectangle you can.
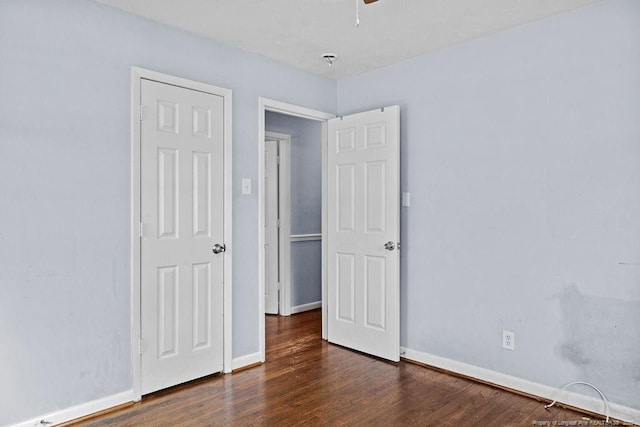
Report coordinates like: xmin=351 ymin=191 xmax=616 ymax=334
xmin=503 ymin=330 xmax=515 ymax=351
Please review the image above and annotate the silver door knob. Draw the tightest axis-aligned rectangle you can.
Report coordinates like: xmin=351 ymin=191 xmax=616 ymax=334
xmin=212 ymin=243 xmax=226 ymax=254
xmin=384 ymin=241 xmax=395 ymax=251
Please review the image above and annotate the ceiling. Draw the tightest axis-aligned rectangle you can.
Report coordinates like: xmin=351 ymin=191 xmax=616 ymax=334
xmin=95 ymin=0 xmax=599 ymax=79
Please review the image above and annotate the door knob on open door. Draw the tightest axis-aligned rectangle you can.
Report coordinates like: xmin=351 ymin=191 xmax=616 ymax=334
xmin=384 ymin=241 xmax=395 ymax=251
xmin=212 ymin=243 xmax=226 ymax=254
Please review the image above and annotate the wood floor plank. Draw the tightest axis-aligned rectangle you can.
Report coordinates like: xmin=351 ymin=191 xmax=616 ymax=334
xmin=68 ymin=309 xmax=606 ymax=426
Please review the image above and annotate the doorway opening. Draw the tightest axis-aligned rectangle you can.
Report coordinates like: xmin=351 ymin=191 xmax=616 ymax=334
xmin=258 ymin=99 xmax=401 ymax=364
xmin=258 ymin=98 xmax=334 ymax=362
xmin=264 ymin=118 xmax=324 ymax=318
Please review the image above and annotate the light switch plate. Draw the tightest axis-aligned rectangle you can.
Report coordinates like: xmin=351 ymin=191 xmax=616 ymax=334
xmin=402 ymin=192 xmax=411 ymax=207
xmin=242 ymin=178 xmax=252 ymax=195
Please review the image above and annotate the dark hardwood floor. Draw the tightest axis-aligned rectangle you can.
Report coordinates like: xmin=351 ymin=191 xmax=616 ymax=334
xmin=68 ymin=309 xmax=602 ymax=426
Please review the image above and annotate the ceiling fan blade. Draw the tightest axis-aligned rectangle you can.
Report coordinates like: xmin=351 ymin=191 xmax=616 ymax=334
xmin=363 ymin=0 xmax=379 ymax=4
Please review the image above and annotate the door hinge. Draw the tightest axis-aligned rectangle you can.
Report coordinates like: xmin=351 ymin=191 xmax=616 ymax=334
xmin=139 ymin=105 xmax=144 ymax=121
xmin=276 ymin=219 xmax=280 ymax=228
xmin=276 ymin=155 xmax=281 ymax=165
xmin=139 ymin=222 xmax=144 ymax=238
xmin=139 ymin=338 xmax=145 ymax=355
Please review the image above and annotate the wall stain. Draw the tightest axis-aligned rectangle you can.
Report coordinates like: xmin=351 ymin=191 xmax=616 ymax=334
xmin=556 ymin=285 xmax=640 ymax=408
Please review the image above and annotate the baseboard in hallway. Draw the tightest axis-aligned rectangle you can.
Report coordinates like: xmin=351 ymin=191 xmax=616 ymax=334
xmin=290 ymin=300 xmax=321 ymax=314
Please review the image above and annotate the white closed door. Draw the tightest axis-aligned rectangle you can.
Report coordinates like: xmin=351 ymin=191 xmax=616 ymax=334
xmin=327 ymin=106 xmax=400 ymax=362
xmin=264 ymin=139 xmax=279 ymax=314
xmin=140 ymin=79 xmax=224 ymax=394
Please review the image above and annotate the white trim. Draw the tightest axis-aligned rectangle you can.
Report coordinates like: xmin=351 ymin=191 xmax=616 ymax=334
xmin=258 ymin=101 xmax=266 ymax=362
xmin=11 ymin=390 xmax=134 ymax=427
xmin=130 ymin=68 xmax=142 ymax=402
xmin=130 ymin=67 xmax=234 ymax=399
xmin=222 ymin=76 xmax=233 ymax=375
xmin=279 ymin=137 xmax=291 ymax=316
xmin=291 ymin=233 xmax=322 ymax=242
xmin=321 ymin=121 xmax=328 ymax=340
xmin=232 ymin=352 xmax=263 ymax=371
xmin=261 ymin=98 xmax=335 ymax=122
xmin=290 ymin=301 xmax=322 ymax=314
xmin=258 ymin=97 xmax=334 ymax=362
xmin=401 ymin=347 xmax=640 ymax=426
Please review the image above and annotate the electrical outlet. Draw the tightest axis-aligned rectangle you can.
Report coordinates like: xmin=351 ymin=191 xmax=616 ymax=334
xmin=503 ymin=330 xmax=515 ymax=351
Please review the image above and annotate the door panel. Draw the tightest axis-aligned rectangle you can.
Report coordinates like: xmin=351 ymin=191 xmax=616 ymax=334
xmin=192 ymin=152 xmax=211 ymax=238
xmin=158 ymin=148 xmax=178 ymax=239
xmin=327 ymin=106 xmax=400 ymax=362
xmin=192 ymin=262 xmax=211 ymax=350
xmin=365 ymin=161 xmax=386 ymax=233
xmin=337 ymin=252 xmax=356 ymax=322
xmin=140 ymin=79 xmax=224 ymax=394
xmin=337 ymin=164 xmax=356 ymax=231
xmin=157 ymin=265 xmax=178 ymax=358
xmin=364 ymin=255 xmax=386 ymax=330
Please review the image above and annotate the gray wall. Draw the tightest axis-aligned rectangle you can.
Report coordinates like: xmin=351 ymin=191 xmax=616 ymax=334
xmin=0 ymin=1 xmax=335 ymax=425
xmin=2 ymin=0 xmax=639 ymax=424
xmin=265 ymin=112 xmax=322 ymax=307
xmin=337 ymin=0 xmax=640 ymax=410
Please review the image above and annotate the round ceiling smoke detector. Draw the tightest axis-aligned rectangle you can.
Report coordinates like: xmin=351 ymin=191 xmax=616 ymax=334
xmin=322 ymin=53 xmax=338 ymax=66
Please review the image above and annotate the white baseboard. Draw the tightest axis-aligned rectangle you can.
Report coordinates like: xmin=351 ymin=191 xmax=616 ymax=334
xmin=12 ymin=351 xmax=263 ymax=427
xmin=290 ymin=301 xmax=321 ymax=314
xmin=11 ymin=390 xmax=134 ymax=427
xmin=17 ymin=347 xmax=636 ymax=426
xmin=401 ymin=347 xmax=640 ymax=426
xmin=232 ymin=351 xmax=263 ymax=371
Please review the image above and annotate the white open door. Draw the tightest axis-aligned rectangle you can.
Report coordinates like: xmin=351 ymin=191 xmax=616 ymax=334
xmin=327 ymin=106 xmax=400 ymax=362
xmin=140 ymin=79 xmax=224 ymax=394
xmin=264 ymin=138 xmax=280 ymax=314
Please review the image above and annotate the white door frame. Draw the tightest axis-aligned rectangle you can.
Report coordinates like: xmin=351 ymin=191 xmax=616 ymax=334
xmin=264 ymin=132 xmax=291 ymax=316
xmin=258 ymin=97 xmax=334 ymax=361
xmin=131 ymin=67 xmax=233 ymax=400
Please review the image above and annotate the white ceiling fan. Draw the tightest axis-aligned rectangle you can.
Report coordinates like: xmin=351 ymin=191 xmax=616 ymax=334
xmin=356 ymin=0 xmax=379 ymax=27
